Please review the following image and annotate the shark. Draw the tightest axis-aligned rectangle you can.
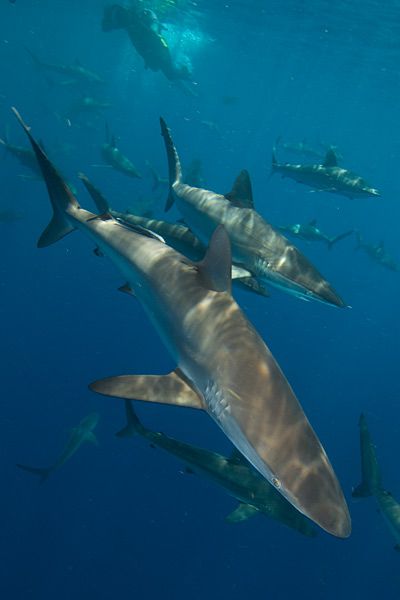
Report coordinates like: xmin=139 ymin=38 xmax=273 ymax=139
xmin=355 ymin=233 xmax=398 ymax=271
xmin=277 ymin=220 xmax=353 ymax=250
xmin=102 ymin=128 xmax=141 ymax=179
xmin=0 ymin=133 xmax=42 ymax=176
xmin=353 ymin=414 xmax=400 ymax=551
xmin=271 ymin=148 xmax=380 ymax=199
xmin=160 ymin=118 xmax=345 ymax=307
xmin=17 ymin=412 xmax=99 ymax=483
xmin=78 ymin=172 xmax=269 ymax=298
xmin=26 ymin=47 xmax=105 ymax=85
xmin=14 ymin=108 xmax=350 ymax=537
xmin=117 ymin=400 xmax=317 ymax=537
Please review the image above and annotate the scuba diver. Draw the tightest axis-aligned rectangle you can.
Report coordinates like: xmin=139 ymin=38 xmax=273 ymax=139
xmin=102 ymin=3 xmax=192 ymax=82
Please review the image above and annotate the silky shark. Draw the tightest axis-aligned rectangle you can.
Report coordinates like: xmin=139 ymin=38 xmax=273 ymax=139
xmin=117 ymin=400 xmax=317 ymax=537
xmin=17 ymin=412 xmax=99 ymax=483
xmin=26 ymin=48 xmax=105 ymax=85
xmin=353 ymin=414 xmax=400 ymax=551
xmin=355 ymin=233 xmax=398 ymax=272
xmin=277 ymin=220 xmax=353 ymax=250
xmin=13 ymin=108 xmax=350 ymax=537
xmin=160 ymin=118 xmax=344 ymax=307
xmin=272 ymin=148 xmax=380 ymax=200
xmin=102 ymin=128 xmax=141 ymax=179
xmin=78 ymin=173 xmax=268 ymax=298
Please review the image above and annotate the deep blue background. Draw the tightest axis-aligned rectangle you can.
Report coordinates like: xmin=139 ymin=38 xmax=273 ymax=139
xmin=1 ymin=1 xmax=399 ymax=598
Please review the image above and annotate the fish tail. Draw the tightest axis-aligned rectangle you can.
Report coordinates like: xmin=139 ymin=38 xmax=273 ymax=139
xmin=12 ymin=107 xmax=78 ymax=247
xmin=116 ymin=400 xmax=147 ymax=438
xmin=16 ymin=463 xmax=51 ymax=484
xmin=159 ymin=117 xmax=182 ymax=211
xmin=328 ymin=230 xmax=354 ymax=250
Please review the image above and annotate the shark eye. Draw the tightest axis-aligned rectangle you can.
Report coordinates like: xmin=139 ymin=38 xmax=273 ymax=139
xmin=272 ymin=477 xmax=281 ymax=489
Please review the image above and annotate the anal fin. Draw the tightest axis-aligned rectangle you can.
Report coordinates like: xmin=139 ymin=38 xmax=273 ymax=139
xmin=89 ymin=369 xmax=204 ymax=409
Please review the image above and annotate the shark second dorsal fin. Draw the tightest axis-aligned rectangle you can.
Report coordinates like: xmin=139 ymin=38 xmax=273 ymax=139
xmin=225 ymin=503 xmax=259 ymax=523
xmin=323 ymin=148 xmax=338 ymax=168
xmin=224 ymin=170 xmax=254 ymax=209
xmin=197 ymin=226 xmax=232 ymax=293
xmin=89 ymin=369 xmax=204 ymax=409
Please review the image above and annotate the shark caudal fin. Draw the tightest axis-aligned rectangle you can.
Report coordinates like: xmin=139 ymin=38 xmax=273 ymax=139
xmin=328 ymin=230 xmax=354 ymax=250
xmin=116 ymin=400 xmax=147 ymax=438
xmin=159 ymin=117 xmax=183 ymax=211
xmin=16 ymin=463 xmax=51 ymax=484
xmin=12 ymin=108 xmax=78 ymax=247
xmin=78 ymin=173 xmax=110 ymax=214
xmin=352 ymin=413 xmax=382 ymax=498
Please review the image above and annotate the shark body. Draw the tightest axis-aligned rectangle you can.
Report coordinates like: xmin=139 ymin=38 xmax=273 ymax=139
xmin=278 ymin=220 xmax=353 ymax=250
xmin=79 ymin=173 xmax=268 ymax=298
xmin=272 ymin=149 xmax=380 ymax=200
xmin=17 ymin=412 xmax=99 ymax=482
xmin=117 ymin=400 xmax=317 ymax=537
xmin=26 ymin=48 xmax=104 ymax=85
xmin=353 ymin=414 xmax=400 ymax=551
xmin=14 ymin=109 xmax=350 ymax=537
xmin=355 ymin=233 xmax=398 ymax=271
xmin=102 ymin=130 xmax=141 ymax=179
xmin=161 ymin=119 xmax=344 ymax=307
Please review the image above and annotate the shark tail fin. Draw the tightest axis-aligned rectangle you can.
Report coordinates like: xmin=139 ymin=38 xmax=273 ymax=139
xmin=159 ymin=117 xmax=182 ymax=211
xmin=146 ymin=161 xmax=160 ymax=191
xmin=16 ymin=463 xmax=51 ymax=484
xmin=78 ymin=173 xmax=110 ymax=215
xmin=269 ymin=148 xmax=278 ymax=180
xmin=328 ymin=230 xmax=354 ymax=250
xmin=12 ymin=108 xmax=78 ymax=247
xmin=352 ymin=413 xmax=383 ymax=499
xmin=116 ymin=400 xmax=147 ymax=438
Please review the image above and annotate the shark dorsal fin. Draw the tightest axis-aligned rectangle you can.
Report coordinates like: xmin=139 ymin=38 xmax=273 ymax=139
xmin=323 ymin=148 xmax=338 ymax=167
xmin=309 ymin=219 xmax=317 ymax=227
xmin=224 ymin=170 xmax=254 ymax=209
xmin=197 ymin=225 xmax=232 ymax=293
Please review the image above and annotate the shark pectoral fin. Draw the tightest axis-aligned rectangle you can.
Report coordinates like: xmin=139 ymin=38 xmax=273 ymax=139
xmin=231 ymin=265 xmax=252 ymax=280
xmin=86 ymin=432 xmax=98 ymax=445
xmin=224 ymin=170 xmax=254 ymax=209
xmin=352 ymin=483 xmax=372 ymax=498
xmin=118 ymin=282 xmax=136 ymax=296
xmin=89 ymin=369 xmax=205 ymax=409
xmin=197 ymin=226 xmax=232 ymax=293
xmin=226 ymin=503 xmax=259 ymax=523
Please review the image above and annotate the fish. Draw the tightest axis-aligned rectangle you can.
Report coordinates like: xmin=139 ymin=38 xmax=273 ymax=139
xmin=277 ymin=220 xmax=353 ymax=250
xmin=26 ymin=47 xmax=105 ymax=85
xmin=0 ymin=133 xmax=42 ymax=176
xmin=14 ymin=108 xmax=350 ymax=537
xmin=271 ymin=148 xmax=380 ymax=199
xmin=102 ymin=127 xmax=141 ymax=179
xmin=355 ymin=233 xmax=398 ymax=271
xmin=353 ymin=414 xmax=400 ymax=551
xmin=117 ymin=400 xmax=317 ymax=537
xmin=17 ymin=412 xmax=99 ymax=483
xmin=160 ymin=118 xmax=345 ymax=307
xmin=67 ymin=95 xmax=111 ymax=119
xmin=275 ymin=137 xmax=327 ymax=161
xmin=79 ymin=173 xmax=269 ymax=298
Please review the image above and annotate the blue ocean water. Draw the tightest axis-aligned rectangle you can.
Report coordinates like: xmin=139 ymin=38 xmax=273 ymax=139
xmin=1 ymin=1 xmax=399 ymax=598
